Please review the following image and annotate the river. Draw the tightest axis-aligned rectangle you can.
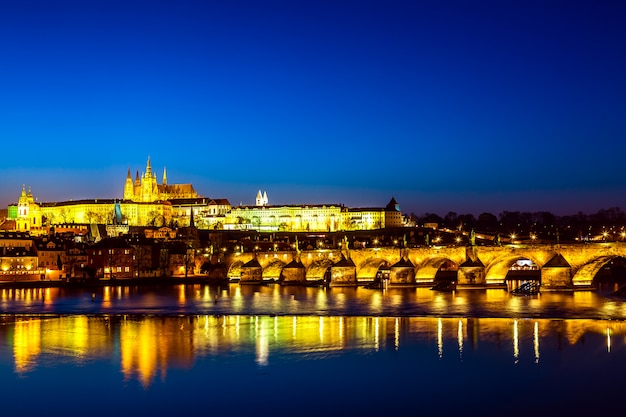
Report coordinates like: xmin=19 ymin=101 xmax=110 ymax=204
xmin=1 ymin=283 xmax=625 ymax=416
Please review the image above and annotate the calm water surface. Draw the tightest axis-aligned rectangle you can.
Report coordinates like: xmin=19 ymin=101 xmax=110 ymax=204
xmin=1 ymin=283 xmax=626 ymax=416
xmin=2 ymin=282 xmax=626 ymax=318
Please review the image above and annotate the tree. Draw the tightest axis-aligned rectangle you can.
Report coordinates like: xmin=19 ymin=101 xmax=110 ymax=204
xmin=443 ymin=212 xmax=458 ymax=229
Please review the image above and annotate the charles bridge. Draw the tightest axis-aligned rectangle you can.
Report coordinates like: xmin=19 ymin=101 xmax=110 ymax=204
xmin=215 ymin=242 xmax=626 ymax=291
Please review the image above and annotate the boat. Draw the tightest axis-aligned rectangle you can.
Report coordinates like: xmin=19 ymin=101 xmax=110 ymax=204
xmin=511 ymin=281 xmax=540 ymax=296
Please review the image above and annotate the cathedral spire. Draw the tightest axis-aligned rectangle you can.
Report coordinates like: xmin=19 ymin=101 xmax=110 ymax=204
xmin=126 ymin=167 xmax=131 ymax=179
xmin=163 ymin=166 xmax=167 ymax=185
xmin=146 ymin=156 xmax=152 ymax=175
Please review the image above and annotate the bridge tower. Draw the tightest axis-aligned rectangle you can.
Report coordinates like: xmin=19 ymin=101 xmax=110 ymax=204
xmin=540 ymin=253 xmax=572 ymax=290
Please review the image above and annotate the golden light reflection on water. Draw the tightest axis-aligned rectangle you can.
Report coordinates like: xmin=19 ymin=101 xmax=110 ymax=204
xmin=13 ymin=319 xmax=40 ymax=373
xmin=513 ymin=319 xmax=519 ymax=362
xmin=437 ymin=318 xmax=443 ymax=359
xmin=534 ymin=321 xmax=540 ymax=363
xmin=4 ymin=315 xmax=626 ymax=385
xmin=458 ymin=319 xmax=464 ymax=359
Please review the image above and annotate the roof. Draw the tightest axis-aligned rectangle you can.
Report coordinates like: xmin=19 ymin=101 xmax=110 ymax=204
xmin=158 ymin=183 xmax=197 ymax=194
xmin=242 ymin=257 xmax=262 ymax=268
xmin=169 ymin=197 xmax=231 ymax=206
xmin=333 ymin=255 xmax=356 ymax=267
xmin=391 ymin=257 xmax=414 ymax=268
xmin=459 ymin=257 xmax=485 ymax=267
xmin=385 ymin=197 xmax=400 ymax=211
xmin=0 ymin=220 xmax=16 ymax=231
xmin=234 ymin=204 xmax=343 ymax=210
xmin=543 ymin=253 xmax=571 ymax=268
xmin=90 ymin=237 xmax=133 ymax=249
xmin=284 ymin=259 xmax=305 ymax=269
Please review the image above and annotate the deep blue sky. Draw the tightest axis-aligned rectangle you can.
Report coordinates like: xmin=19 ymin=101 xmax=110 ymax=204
xmin=1 ymin=0 xmax=625 ymax=216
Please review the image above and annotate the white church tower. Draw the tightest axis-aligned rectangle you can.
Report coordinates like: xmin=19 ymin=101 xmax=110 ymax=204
xmin=255 ymin=190 xmax=269 ymax=206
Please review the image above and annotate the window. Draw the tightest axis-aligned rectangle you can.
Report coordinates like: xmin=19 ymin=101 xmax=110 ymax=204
xmin=125 ymin=267 xmax=130 ymax=272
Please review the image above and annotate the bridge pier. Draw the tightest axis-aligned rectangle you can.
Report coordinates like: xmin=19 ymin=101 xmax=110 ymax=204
xmin=389 ymin=258 xmax=416 ymax=287
xmin=280 ymin=259 xmax=306 ymax=284
xmin=540 ymin=253 xmax=573 ymax=291
xmin=240 ymin=257 xmax=263 ymax=284
xmin=330 ymin=256 xmax=357 ymax=287
xmin=457 ymin=262 xmax=486 ymax=288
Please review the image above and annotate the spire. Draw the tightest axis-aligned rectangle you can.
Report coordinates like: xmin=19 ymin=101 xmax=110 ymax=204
xmin=146 ymin=156 xmax=152 ymax=175
xmin=263 ymin=191 xmax=268 ymax=205
xmin=135 ymin=170 xmax=140 ymax=183
xmin=163 ymin=166 xmax=167 ymax=185
xmin=21 ymin=184 xmax=26 ymax=197
xmin=126 ymin=167 xmax=131 ymax=179
xmin=189 ymin=208 xmax=195 ymax=228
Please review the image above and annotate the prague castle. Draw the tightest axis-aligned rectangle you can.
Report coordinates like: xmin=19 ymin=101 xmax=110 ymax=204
xmin=3 ymin=158 xmax=404 ymax=235
xmin=123 ymin=157 xmax=198 ymax=202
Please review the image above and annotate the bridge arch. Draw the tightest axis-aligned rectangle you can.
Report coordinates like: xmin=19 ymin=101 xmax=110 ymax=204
xmin=227 ymin=260 xmax=245 ymax=279
xmin=357 ymin=258 xmax=391 ymax=280
xmin=262 ymin=260 xmax=287 ymax=280
xmin=415 ymin=256 xmax=458 ymax=283
xmin=572 ymin=256 xmax=620 ymax=287
xmin=484 ymin=254 xmax=545 ymax=285
xmin=306 ymin=259 xmax=334 ymax=281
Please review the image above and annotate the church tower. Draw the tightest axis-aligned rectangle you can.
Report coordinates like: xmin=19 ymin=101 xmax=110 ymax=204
xmin=123 ymin=167 xmax=134 ymax=200
xmin=140 ymin=156 xmax=159 ymax=202
xmin=255 ymin=190 xmax=269 ymax=206
xmin=16 ymin=185 xmax=43 ymax=234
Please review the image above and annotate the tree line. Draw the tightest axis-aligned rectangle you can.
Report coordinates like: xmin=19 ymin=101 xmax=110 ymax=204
xmin=408 ymin=207 xmax=626 ymax=241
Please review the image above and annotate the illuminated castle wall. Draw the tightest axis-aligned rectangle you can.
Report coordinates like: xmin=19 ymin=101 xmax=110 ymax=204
xmin=222 ymin=193 xmax=400 ymax=232
xmin=40 ymin=199 xmax=173 ymax=227
xmin=6 ymin=161 xmax=402 ymax=232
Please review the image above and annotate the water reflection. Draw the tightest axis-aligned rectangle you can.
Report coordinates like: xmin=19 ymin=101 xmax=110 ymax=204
xmin=3 ymin=284 xmax=626 ymax=319
xmin=2 ymin=315 xmax=626 ymax=387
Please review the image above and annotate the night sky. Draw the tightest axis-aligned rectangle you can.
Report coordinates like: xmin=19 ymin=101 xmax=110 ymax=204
xmin=1 ymin=0 xmax=625 ymax=216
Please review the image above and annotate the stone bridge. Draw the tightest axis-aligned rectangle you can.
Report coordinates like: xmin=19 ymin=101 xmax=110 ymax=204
xmin=216 ymin=242 xmax=626 ymax=291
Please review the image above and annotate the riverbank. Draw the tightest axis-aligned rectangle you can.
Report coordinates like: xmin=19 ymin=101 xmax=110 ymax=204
xmin=0 ymin=276 xmax=230 ymax=289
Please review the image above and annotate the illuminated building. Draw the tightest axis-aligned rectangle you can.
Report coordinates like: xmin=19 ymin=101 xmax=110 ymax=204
xmin=4 ymin=159 xmax=402 ymax=232
xmin=87 ymin=237 xmax=134 ymax=279
xmin=223 ymin=195 xmax=402 ymax=232
xmin=170 ymin=198 xmax=231 ymax=229
xmin=0 ymin=246 xmax=40 ymax=279
xmin=34 ymin=237 xmax=66 ymax=280
xmin=123 ymin=157 xmax=198 ymax=202
xmin=16 ymin=185 xmax=44 ymax=235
